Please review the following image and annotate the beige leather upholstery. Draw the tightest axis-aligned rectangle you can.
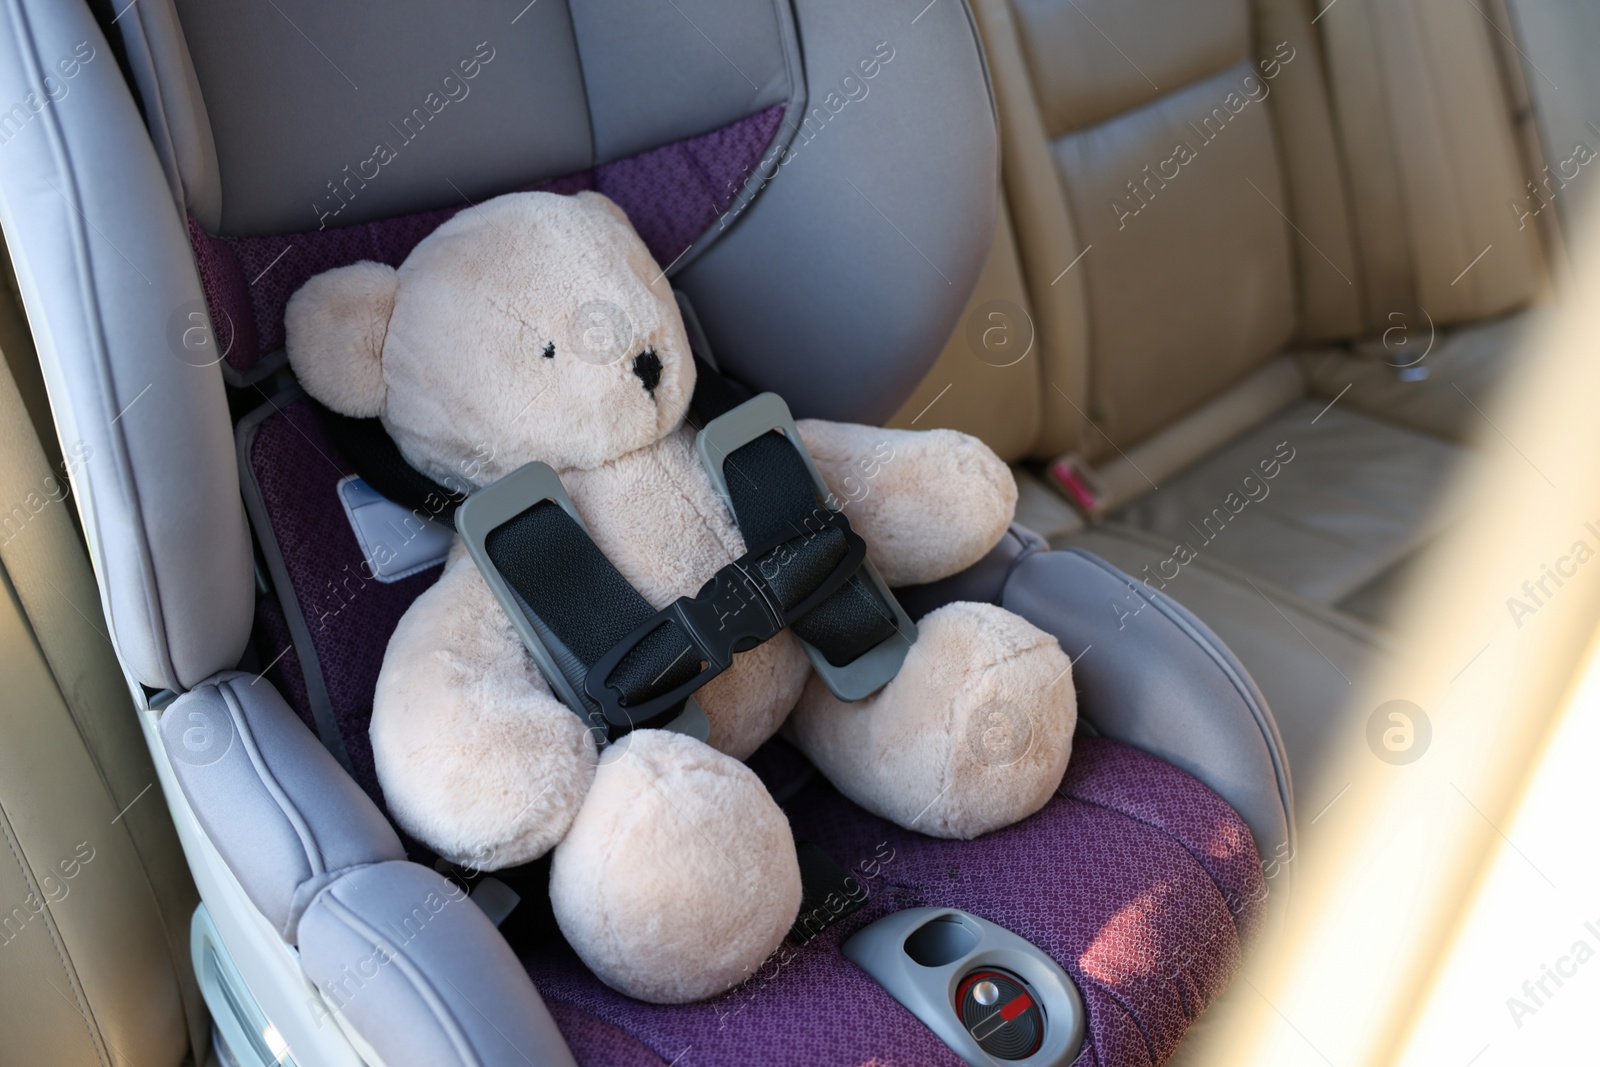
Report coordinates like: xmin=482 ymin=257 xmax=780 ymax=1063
xmin=968 ymin=0 xmax=1092 ymax=460
xmin=1001 ymin=0 xmax=1366 ymax=452
xmin=1318 ymin=0 xmax=1545 ymax=329
xmin=958 ymin=0 xmax=1549 ymax=466
xmin=962 ymin=0 xmax=1556 ymax=892
xmin=1012 ymin=0 xmax=1247 ymax=134
xmin=0 ymin=267 xmax=204 ymax=1065
xmin=1253 ymin=0 xmax=1364 ymax=341
xmin=1483 ymin=0 xmax=1569 ymax=283
xmin=1110 ymin=399 xmax=1469 ymax=604
xmin=887 ymin=199 xmax=1043 ymax=461
xmin=1052 ymin=58 xmax=1297 ymax=449
xmin=1092 ymin=356 xmax=1304 ymax=513
xmin=1298 ymin=310 xmax=1543 ymax=443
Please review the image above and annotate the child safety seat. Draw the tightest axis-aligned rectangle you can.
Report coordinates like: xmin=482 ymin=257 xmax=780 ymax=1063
xmin=0 ymin=0 xmax=1295 ymax=1063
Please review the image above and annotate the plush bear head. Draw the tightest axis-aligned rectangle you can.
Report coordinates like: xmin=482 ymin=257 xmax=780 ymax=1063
xmin=285 ymin=191 xmax=695 ymax=484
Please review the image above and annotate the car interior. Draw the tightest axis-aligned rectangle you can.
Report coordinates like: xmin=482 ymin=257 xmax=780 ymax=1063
xmin=0 ymin=0 xmax=1596 ymax=1064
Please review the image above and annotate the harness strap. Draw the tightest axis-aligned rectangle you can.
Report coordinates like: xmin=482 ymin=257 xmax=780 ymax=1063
xmin=717 ymin=431 xmax=897 ymax=666
xmin=484 ymin=500 xmax=704 ymax=733
xmin=688 ymin=353 xmax=899 ymax=670
xmin=319 ymin=405 xmax=467 ymax=530
xmin=318 ymin=355 xmax=897 ymax=741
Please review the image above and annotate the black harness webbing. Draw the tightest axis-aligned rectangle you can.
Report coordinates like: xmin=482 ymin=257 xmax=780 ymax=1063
xmin=688 ymin=357 xmax=897 ymax=666
xmin=318 ymin=405 xmax=467 ymax=530
xmin=717 ymin=431 xmax=896 ymax=666
xmin=317 ymin=356 xmax=898 ymax=741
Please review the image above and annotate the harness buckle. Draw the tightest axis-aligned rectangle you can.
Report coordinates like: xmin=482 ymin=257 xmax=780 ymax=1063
xmin=582 ymin=509 xmax=870 ymax=732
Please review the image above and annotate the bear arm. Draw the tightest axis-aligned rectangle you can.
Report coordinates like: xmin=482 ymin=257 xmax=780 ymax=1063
xmin=371 ymin=549 xmax=598 ymax=869
xmin=795 ymin=420 xmax=1016 ymax=587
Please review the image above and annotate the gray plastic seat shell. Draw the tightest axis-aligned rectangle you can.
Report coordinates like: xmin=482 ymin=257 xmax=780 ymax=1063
xmin=0 ymin=0 xmax=254 ymax=692
xmin=843 ymin=907 xmax=1086 ymax=1067
xmin=158 ymin=672 xmax=405 ymax=943
xmin=297 ymin=861 xmax=579 ymax=1067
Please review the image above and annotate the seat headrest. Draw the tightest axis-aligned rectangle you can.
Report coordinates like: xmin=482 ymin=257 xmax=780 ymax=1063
xmin=136 ymin=0 xmax=802 ymax=237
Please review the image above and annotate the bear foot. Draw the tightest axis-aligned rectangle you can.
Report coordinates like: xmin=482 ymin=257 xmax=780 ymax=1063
xmin=549 ymin=729 xmax=802 ymax=1003
xmin=788 ymin=601 xmax=1076 ymax=838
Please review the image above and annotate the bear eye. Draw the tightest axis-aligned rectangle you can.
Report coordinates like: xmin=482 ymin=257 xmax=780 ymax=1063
xmin=542 ymin=342 xmax=555 ymax=359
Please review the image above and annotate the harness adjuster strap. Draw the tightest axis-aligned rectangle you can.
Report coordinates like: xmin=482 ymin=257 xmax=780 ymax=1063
xmin=583 ymin=510 xmax=868 ymax=732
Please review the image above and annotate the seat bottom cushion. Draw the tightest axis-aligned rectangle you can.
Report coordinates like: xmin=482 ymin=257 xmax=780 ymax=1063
xmin=525 ymin=737 xmax=1265 ymax=1067
xmin=1297 ymin=309 xmax=1538 ymax=445
xmin=1109 ymin=399 xmax=1468 ymax=606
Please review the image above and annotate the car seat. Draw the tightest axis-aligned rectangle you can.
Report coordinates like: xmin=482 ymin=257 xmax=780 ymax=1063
xmin=0 ymin=0 xmax=1293 ymax=1063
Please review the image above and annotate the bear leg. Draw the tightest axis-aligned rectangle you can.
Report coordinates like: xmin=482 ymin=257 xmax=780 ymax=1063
xmin=550 ymin=729 xmax=802 ymax=1003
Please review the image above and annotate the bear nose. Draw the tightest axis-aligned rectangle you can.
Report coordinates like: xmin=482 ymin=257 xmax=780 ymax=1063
xmin=632 ymin=349 xmax=662 ymax=394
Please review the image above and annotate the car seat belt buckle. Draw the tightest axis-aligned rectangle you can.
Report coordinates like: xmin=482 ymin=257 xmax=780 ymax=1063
xmin=582 ymin=562 xmax=784 ymax=731
xmin=583 ymin=509 xmax=870 ymax=729
xmin=695 ymin=392 xmax=918 ymax=701
xmin=456 ymin=461 xmax=710 ymax=745
xmin=1045 ymin=451 xmax=1108 ymax=518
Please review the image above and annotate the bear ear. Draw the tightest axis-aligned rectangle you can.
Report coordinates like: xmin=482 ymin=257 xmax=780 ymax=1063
xmin=284 ymin=260 xmax=399 ymax=418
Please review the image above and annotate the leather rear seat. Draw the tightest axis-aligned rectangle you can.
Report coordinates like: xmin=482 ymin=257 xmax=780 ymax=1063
xmin=900 ymin=0 xmax=1556 ymax=806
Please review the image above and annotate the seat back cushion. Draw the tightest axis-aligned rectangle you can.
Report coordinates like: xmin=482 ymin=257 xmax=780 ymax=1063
xmin=1009 ymin=0 xmax=1301 ymax=450
xmin=151 ymin=0 xmax=798 ymax=238
xmin=1316 ymin=0 xmax=1544 ymax=330
xmin=189 ymin=111 xmax=785 ymax=382
xmin=121 ymin=0 xmax=998 ymax=417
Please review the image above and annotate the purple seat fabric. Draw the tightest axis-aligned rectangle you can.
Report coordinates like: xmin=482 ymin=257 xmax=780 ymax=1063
xmin=543 ymin=1002 xmax=670 ymax=1067
xmin=246 ymin=394 xmax=436 ymax=815
xmin=528 ymin=737 xmax=1266 ymax=1067
xmin=194 ymin=104 xmax=785 ymax=377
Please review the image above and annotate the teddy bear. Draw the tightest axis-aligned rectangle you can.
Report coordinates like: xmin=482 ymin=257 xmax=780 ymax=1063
xmin=284 ymin=190 xmax=1077 ymax=1004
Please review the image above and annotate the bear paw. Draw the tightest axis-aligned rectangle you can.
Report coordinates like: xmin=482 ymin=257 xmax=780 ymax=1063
xmin=789 ymin=601 xmax=1076 ymax=839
